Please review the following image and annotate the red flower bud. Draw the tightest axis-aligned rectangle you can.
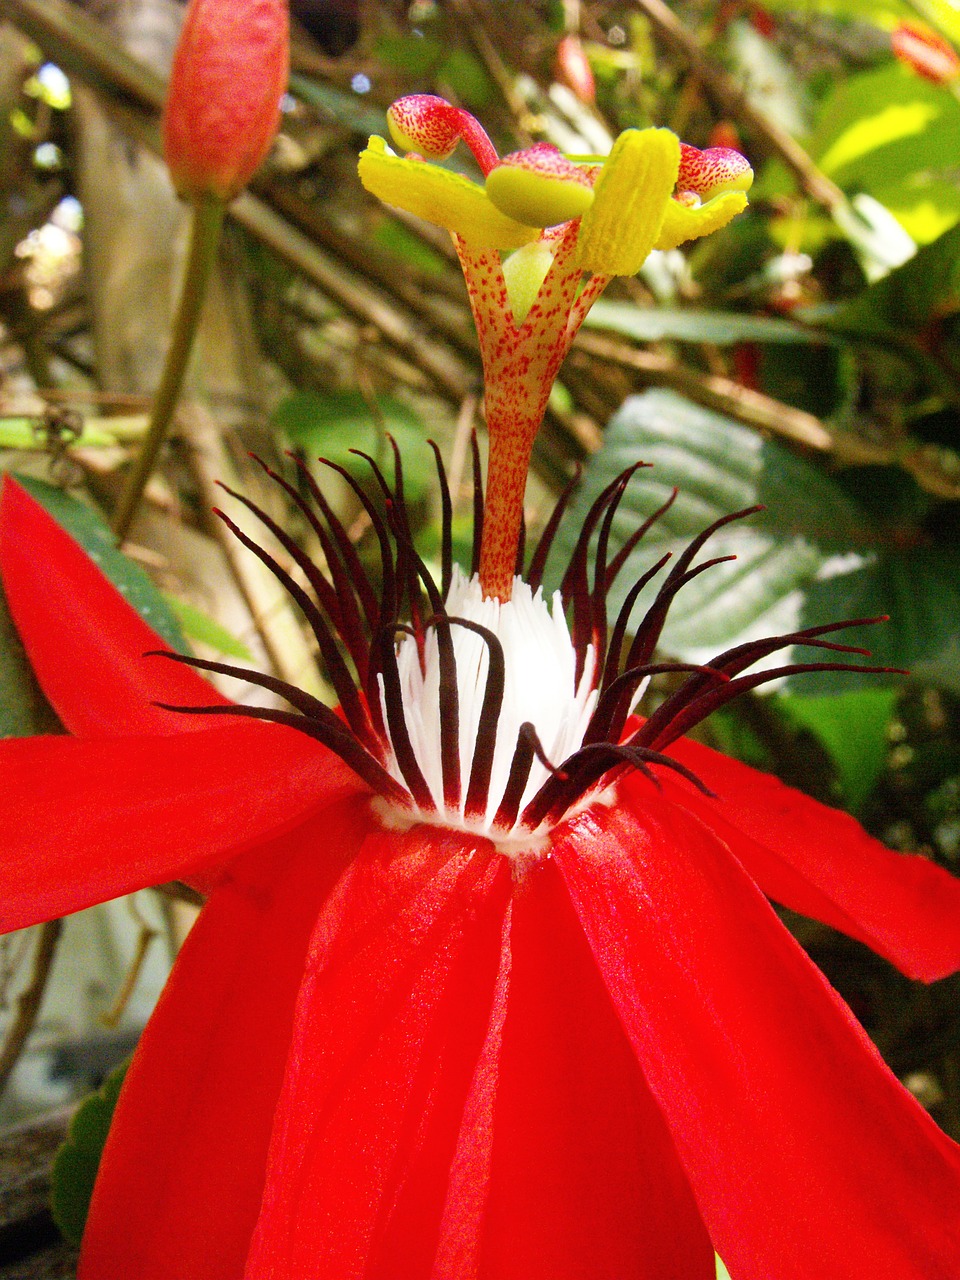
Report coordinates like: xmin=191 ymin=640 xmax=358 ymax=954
xmin=891 ymin=21 xmax=960 ymax=85
xmin=707 ymin=121 xmax=743 ymax=153
xmin=555 ymin=34 xmax=596 ymax=105
xmin=163 ymin=0 xmax=289 ymax=200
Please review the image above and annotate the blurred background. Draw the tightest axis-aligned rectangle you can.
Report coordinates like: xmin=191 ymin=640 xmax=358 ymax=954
xmin=0 ymin=0 xmax=958 ymax=1156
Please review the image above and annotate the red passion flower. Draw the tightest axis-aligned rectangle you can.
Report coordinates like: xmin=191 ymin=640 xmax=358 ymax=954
xmin=1 ymin=449 xmax=960 ymax=1279
xmin=3 ymin=91 xmax=960 ymax=1280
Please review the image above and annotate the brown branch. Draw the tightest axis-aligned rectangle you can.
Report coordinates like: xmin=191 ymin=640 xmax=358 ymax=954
xmin=0 ymin=919 xmax=63 ymax=1098
xmin=576 ymin=329 xmax=960 ymax=500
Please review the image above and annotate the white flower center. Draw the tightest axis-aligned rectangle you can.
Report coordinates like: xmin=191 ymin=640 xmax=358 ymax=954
xmin=380 ymin=568 xmax=598 ymax=847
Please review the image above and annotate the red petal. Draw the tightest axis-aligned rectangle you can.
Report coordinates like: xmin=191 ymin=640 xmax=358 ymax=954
xmin=556 ymin=796 xmax=960 ymax=1280
xmin=244 ymin=825 xmax=513 ymax=1279
xmin=78 ymin=797 xmax=366 ymax=1280
xmin=0 ymin=477 xmax=230 ymax=736
xmin=664 ymin=736 xmax=960 ymax=981
xmin=0 ymin=723 xmax=358 ymax=930
xmin=433 ymin=857 xmax=714 ymax=1280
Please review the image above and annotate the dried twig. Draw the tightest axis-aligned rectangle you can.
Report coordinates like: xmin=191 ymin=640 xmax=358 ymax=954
xmin=0 ymin=919 xmax=63 ymax=1098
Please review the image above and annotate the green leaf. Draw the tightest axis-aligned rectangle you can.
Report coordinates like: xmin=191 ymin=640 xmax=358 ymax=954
xmin=583 ymin=300 xmax=825 ymax=346
xmin=165 ymin=596 xmax=252 ymax=661
xmin=809 ymin=63 xmax=960 ymax=242
xmin=550 ymin=389 xmax=869 ymax=662
xmin=9 ymin=475 xmax=186 ymax=651
xmin=800 ymin=541 xmax=960 ymax=693
xmin=370 ymin=221 xmax=448 ymax=276
xmin=0 ymin=418 xmax=116 ymax=450
xmin=273 ymin=389 xmax=434 ymax=502
xmin=764 ymin=0 xmax=960 ymax=41
xmin=51 ymin=1059 xmax=129 ymax=1246
xmin=825 ymin=219 xmax=960 ymax=337
xmin=0 ymin=580 xmax=60 ymax=737
xmin=374 ymin=32 xmax=443 ymax=76
xmin=550 ymin=390 xmax=960 ymax=693
xmin=776 ymin=687 xmax=898 ymax=811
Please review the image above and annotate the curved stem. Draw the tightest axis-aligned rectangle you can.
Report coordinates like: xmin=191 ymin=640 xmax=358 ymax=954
xmin=111 ymin=191 xmax=225 ymax=541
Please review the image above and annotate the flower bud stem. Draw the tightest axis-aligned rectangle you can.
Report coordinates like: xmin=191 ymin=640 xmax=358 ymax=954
xmin=111 ymin=191 xmax=225 ymax=541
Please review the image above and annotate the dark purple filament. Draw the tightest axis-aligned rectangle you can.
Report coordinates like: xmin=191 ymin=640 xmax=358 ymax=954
xmin=150 ymin=442 xmax=899 ymax=835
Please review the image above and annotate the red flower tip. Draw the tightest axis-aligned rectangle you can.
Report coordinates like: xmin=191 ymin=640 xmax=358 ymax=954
xmin=387 ymin=94 xmax=499 ymax=176
xmin=387 ymin=94 xmax=463 ymax=161
xmin=554 ymin=34 xmax=596 ymax=104
xmin=891 ymin=21 xmax=960 ymax=84
xmin=677 ymin=142 xmax=754 ymax=201
xmin=162 ymin=0 xmax=289 ymax=200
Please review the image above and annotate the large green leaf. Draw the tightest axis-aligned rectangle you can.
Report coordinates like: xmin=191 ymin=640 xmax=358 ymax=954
xmin=550 ymin=391 xmax=960 ymax=692
xmin=583 ymin=300 xmax=825 ymax=346
xmin=9 ymin=475 xmax=185 ymax=651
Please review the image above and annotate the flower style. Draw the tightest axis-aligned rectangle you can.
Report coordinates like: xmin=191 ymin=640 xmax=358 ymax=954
xmin=359 ymin=95 xmax=752 ymax=600
xmin=1 ymin=96 xmax=960 ymax=1280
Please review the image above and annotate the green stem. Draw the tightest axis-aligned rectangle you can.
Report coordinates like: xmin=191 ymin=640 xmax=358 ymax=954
xmin=111 ymin=191 xmax=225 ymax=541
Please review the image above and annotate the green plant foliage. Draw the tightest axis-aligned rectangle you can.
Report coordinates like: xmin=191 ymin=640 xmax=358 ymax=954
xmin=552 ymin=390 xmax=960 ymax=692
xmin=810 ymin=63 xmax=960 ymax=242
xmin=272 ymin=389 xmax=435 ymax=502
xmin=51 ymin=1059 xmax=128 ymax=1247
xmin=373 ymin=35 xmax=493 ymax=108
xmin=7 ymin=475 xmax=185 ymax=651
xmin=371 ymin=221 xmax=448 ymax=276
xmin=0 ymin=417 xmax=115 ymax=450
xmin=777 ymin=686 xmax=898 ymax=810
xmin=583 ymin=300 xmax=825 ymax=345
xmin=0 ymin=582 xmax=60 ymax=737
xmin=824 ymin=219 xmax=960 ymax=337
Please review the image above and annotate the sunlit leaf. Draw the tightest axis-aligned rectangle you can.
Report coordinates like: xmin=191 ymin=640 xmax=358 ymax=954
xmin=810 ymin=63 xmax=960 ymax=241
